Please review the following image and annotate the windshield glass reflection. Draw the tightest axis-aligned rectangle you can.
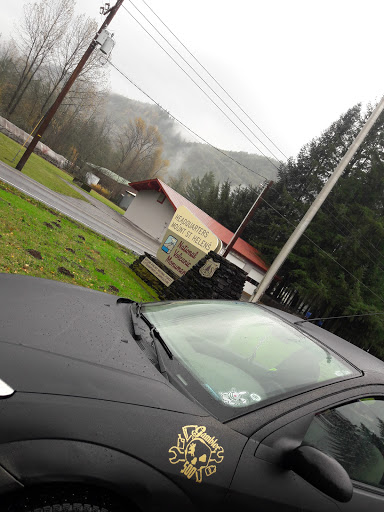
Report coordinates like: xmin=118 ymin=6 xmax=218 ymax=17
xmin=142 ymin=301 xmax=357 ymax=408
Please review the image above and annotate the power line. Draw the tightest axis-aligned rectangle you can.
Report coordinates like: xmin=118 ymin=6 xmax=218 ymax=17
xmin=109 ymin=61 xmax=271 ymax=182
xmin=140 ymin=0 xmax=289 ymax=162
xmin=121 ymin=4 xmax=281 ymax=172
xmin=127 ymin=0 xmax=286 ymax=165
xmin=295 ymin=311 xmax=384 ymax=324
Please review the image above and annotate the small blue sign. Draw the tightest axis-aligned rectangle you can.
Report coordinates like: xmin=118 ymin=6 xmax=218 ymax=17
xmin=162 ymin=235 xmax=177 ymax=254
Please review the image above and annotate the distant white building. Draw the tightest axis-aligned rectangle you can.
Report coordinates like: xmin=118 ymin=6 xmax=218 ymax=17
xmin=124 ymin=178 xmax=269 ymax=299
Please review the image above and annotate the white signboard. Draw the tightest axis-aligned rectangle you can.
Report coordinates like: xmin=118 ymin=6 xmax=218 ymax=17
xmin=141 ymin=257 xmax=174 ymax=287
xmin=157 ymin=206 xmax=220 ymax=278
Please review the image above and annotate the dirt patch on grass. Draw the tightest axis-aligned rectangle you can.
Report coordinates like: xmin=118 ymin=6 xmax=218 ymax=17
xmin=52 ymin=222 xmax=61 ymax=228
xmin=74 ymin=263 xmax=90 ymax=274
xmin=108 ymin=285 xmax=119 ymax=293
xmin=58 ymin=266 xmax=74 ymax=278
xmin=85 ymin=254 xmax=95 ymax=261
xmin=95 ymin=268 xmax=105 ymax=274
xmin=66 ymin=248 xmax=75 ymax=253
xmin=43 ymin=222 xmax=54 ymax=229
xmin=77 ymin=235 xmax=85 ymax=241
xmin=27 ymin=249 xmax=42 ymax=259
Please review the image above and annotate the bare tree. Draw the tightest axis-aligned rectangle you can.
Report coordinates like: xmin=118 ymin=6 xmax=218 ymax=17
xmin=0 ymin=38 xmax=18 ymax=111
xmin=40 ymin=14 xmax=106 ymax=114
xmin=115 ymin=117 xmax=169 ymax=181
xmin=4 ymin=0 xmax=73 ymax=118
xmin=43 ymin=79 xmax=107 ymax=150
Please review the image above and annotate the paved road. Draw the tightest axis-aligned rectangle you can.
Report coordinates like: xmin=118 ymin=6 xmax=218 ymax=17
xmin=0 ymin=161 xmax=159 ymax=256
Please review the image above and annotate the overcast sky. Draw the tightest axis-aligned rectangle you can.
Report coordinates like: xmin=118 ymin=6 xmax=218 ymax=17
xmin=1 ymin=0 xmax=384 ymax=161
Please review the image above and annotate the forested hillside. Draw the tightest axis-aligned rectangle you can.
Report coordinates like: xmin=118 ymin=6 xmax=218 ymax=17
xmin=104 ymin=93 xmax=279 ymax=187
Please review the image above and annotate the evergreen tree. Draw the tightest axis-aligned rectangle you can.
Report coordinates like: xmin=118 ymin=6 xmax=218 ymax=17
xmin=185 ymin=171 xmax=219 ymax=215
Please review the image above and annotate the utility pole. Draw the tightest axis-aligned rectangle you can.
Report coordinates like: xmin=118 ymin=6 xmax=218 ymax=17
xmin=223 ymin=180 xmax=273 ymax=257
xmin=250 ymin=93 xmax=384 ymax=304
xmin=16 ymin=0 xmax=124 ymax=172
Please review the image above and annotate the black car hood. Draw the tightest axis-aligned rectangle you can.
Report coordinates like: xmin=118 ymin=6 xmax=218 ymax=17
xmin=0 ymin=274 xmax=206 ymax=416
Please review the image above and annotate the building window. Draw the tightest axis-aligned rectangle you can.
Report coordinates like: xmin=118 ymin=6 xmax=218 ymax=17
xmin=157 ymin=192 xmax=166 ymax=204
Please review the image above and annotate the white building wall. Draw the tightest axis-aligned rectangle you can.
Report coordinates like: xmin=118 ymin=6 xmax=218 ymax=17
xmin=223 ymin=247 xmax=266 ymax=300
xmin=124 ymin=190 xmax=175 ymax=240
xmin=243 ymin=281 xmax=257 ymax=296
xmin=248 ymin=267 xmax=264 ymax=284
xmin=223 ymin=248 xmax=266 ymax=283
xmin=225 ymin=252 xmax=246 ymax=269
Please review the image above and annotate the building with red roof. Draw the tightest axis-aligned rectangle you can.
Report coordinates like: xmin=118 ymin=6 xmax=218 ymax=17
xmin=123 ymin=178 xmax=269 ymax=298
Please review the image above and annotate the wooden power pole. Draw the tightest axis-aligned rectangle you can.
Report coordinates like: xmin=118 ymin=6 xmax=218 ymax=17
xmin=223 ymin=180 xmax=273 ymax=257
xmin=16 ymin=0 xmax=125 ymax=172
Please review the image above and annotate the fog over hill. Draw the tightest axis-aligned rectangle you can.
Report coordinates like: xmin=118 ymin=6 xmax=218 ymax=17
xmin=105 ymin=93 xmax=279 ymax=187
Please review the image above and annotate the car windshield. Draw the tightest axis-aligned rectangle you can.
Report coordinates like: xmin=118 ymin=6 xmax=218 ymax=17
xmin=142 ymin=301 xmax=358 ymax=411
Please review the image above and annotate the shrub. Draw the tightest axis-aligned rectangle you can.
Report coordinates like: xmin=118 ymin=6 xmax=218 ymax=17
xmin=91 ymin=183 xmax=111 ymax=198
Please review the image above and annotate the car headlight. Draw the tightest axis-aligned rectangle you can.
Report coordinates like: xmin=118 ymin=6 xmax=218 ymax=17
xmin=0 ymin=378 xmax=14 ymax=397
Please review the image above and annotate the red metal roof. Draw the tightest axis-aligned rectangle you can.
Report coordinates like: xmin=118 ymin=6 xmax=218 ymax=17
xmin=129 ymin=179 xmax=269 ymax=272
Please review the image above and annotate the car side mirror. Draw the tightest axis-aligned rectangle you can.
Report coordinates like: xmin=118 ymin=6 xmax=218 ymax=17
xmin=286 ymin=445 xmax=353 ymax=502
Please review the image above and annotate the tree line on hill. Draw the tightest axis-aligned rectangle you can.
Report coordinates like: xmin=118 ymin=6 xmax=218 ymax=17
xmin=105 ymin=92 xmax=279 ymax=187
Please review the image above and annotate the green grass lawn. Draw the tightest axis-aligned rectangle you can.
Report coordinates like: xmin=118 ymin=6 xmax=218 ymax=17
xmin=0 ymin=133 xmax=125 ymax=215
xmin=0 ymin=180 xmax=158 ymax=302
xmin=0 ymin=133 xmax=86 ymax=200
xmin=89 ymin=189 xmax=125 ymax=214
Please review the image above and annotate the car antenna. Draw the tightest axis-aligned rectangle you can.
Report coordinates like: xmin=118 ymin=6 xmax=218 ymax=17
xmin=294 ymin=311 xmax=384 ymax=325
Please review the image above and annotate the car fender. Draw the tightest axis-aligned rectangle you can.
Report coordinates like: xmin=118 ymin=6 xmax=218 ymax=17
xmin=0 ymin=439 xmax=194 ymax=512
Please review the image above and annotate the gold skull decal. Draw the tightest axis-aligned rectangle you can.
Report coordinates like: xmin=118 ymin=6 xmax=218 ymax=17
xmin=169 ymin=425 xmax=224 ymax=483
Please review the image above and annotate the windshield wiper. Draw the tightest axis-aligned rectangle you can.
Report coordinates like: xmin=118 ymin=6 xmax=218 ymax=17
xmin=149 ymin=326 xmax=173 ymax=359
xmin=135 ymin=302 xmax=173 ymax=359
